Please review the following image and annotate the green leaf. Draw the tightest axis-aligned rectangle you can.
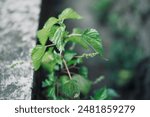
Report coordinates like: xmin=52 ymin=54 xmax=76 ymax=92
xmin=31 ymin=45 xmax=46 ymax=70
xmin=41 ymin=49 xmax=55 ymax=72
xmin=107 ymin=89 xmax=119 ymax=99
xmin=44 ymin=17 xmax=59 ymax=30
xmin=42 ymin=73 xmax=56 ymax=88
xmin=42 ymin=62 xmax=55 ymax=73
xmin=37 ymin=17 xmax=58 ymax=46
xmin=48 ymin=73 xmax=55 ymax=81
xmin=50 ymin=27 xmax=65 ymax=52
xmin=67 ymin=58 xmax=83 ymax=66
xmin=79 ymin=66 xmax=88 ymax=78
xmin=67 ymin=29 xmax=103 ymax=56
xmin=64 ymin=50 xmax=77 ymax=61
xmin=82 ymin=29 xmax=103 ymax=55
xmin=59 ymin=75 xmax=70 ymax=84
xmin=59 ymin=8 xmax=82 ymax=20
xmin=47 ymin=87 xmax=56 ymax=99
xmin=42 ymin=51 xmax=54 ymax=63
xmin=49 ymin=25 xmax=59 ymax=38
xmin=54 ymin=51 xmax=63 ymax=66
xmin=67 ymin=35 xmax=89 ymax=49
xmin=61 ymin=80 xmax=80 ymax=98
xmin=42 ymin=79 xmax=53 ymax=88
xmin=73 ymin=75 xmax=92 ymax=95
xmin=42 ymin=51 xmax=62 ymax=72
xmin=37 ymin=28 xmax=49 ymax=46
xmin=92 ymin=87 xmax=108 ymax=100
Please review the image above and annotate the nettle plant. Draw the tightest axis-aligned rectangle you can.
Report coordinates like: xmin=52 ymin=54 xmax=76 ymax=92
xmin=31 ymin=8 xmax=116 ymax=100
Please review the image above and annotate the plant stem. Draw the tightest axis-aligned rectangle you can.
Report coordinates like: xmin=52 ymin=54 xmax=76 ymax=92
xmin=46 ymin=44 xmax=55 ymax=47
xmin=63 ymin=59 xmax=72 ymax=80
xmin=69 ymin=42 xmax=76 ymax=50
xmin=62 ymin=71 xmax=77 ymax=75
xmin=68 ymin=33 xmax=81 ymax=38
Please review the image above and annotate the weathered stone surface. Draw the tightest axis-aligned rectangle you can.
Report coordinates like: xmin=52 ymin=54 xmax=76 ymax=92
xmin=0 ymin=0 xmax=41 ymax=99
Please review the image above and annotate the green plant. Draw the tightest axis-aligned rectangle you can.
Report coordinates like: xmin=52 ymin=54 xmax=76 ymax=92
xmin=31 ymin=8 xmax=116 ymax=100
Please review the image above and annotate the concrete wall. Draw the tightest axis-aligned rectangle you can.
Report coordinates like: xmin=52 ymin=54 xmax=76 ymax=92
xmin=0 ymin=0 xmax=41 ymax=99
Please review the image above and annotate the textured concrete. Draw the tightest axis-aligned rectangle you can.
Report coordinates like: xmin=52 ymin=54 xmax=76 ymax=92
xmin=0 ymin=0 xmax=41 ymax=99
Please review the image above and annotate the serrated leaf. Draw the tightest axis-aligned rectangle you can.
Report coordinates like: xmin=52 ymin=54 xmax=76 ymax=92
xmin=59 ymin=8 xmax=82 ymax=20
xmin=37 ymin=17 xmax=58 ymax=46
xmin=42 ymin=51 xmax=54 ymax=63
xmin=67 ymin=35 xmax=89 ymax=49
xmin=47 ymin=87 xmax=56 ymax=99
xmin=49 ymin=25 xmax=59 ymax=38
xmin=50 ymin=27 xmax=65 ymax=52
xmin=37 ymin=28 xmax=49 ymax=46
xmin=64 ymin=50 xmax=77 ymax=61
xmin=42 ymin=49 xmax=62 ymax=73
xmin=82 ymin=29 xmax=103 ymax=56
xmin=61 ymin=80 xmax=80 ymax=98
xmin=73 ymin=75 xmax=92 ymax=95
xmin=93 ymin=87 xmax=108 ymax=100
xmin=67 ymin=29 xmax=103 ymax=56
xmin=31 ymin=45 xmax=46 ymax=70
xmin=59 ymin=75 xmax=70 ymax=84
xmin=44 ymin=17 xmax=59 ymax=30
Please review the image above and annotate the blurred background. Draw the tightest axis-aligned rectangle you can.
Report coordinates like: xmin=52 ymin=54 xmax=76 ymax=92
xmin=0 ymin=0 xmax=150 ymax=99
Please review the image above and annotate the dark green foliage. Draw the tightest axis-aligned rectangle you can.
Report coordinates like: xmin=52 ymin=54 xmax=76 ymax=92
xmin=31 ymin=8 xmax=112 ymax=100
xmin=31 ymin=45 xmax=46 ymax=70
xmin=61 ymin=80 xmax=80 ymax=99
xmin=91 ymin=87 xmax=119 ymax=100
xmin=73 ymin=75 xmax=92 ymax=96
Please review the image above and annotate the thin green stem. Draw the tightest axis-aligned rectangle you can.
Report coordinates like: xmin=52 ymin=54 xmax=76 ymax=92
xmin=46 ymin=44 xmax=55 ymax=47
xmin=69 ymin=43 xmax=76 ymax=50
xmin=62 ymin=70 xmax=77 ymax=75
xmin=67 ymin=33 xmax=81 ymax=38
xmin=62 ymin=59 xmax=72 ymax=80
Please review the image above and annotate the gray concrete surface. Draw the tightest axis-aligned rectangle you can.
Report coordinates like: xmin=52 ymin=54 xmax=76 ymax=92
xmin=0 ymin=0 xmax=41 ymax=99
